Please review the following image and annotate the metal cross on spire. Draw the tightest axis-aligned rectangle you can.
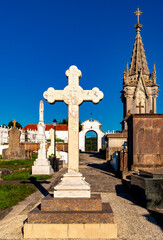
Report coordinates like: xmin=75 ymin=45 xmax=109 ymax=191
xmin=90 ymin=113 xmax=93 ymax=122
xmin=134 ymin=8 xmax=143 ymax=29
xmin=134 ymin=8 xmax=142 ymax=24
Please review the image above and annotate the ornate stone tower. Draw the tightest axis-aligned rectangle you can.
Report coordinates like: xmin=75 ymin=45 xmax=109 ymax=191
xmin=121 ymin=9 xmax=159 ymax=130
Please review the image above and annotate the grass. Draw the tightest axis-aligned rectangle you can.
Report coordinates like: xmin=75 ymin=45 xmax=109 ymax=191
xmin=0 ymin=159 xmax=35 ymax=170
xmin=0 ymin=154 xmax=51 ymax=180
xmin=0 ymin=184 xmax=36 ymax=209
xmin=2 ymin=170 xmax=51 ymax=180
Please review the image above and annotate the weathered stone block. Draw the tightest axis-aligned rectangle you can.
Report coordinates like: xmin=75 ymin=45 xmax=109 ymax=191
xmin=41 ymin=194 xmax=102 ymax=212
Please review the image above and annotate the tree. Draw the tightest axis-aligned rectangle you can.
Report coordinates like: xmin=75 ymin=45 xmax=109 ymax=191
xmin=58 ymin=118 xmax=82 ymax=131
xmin=8 ymin=121 xmax=22 ymax=129
xmin=58 ymin=118 xmax=68 ymax=125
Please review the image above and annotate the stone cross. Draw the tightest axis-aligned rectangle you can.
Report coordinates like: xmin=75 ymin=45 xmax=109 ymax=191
xmin=44 ymin=65 xmax=103 ymax=172
xmin=12 ymin=119 xmax=17 ymax=128
xmin=136 ymin=102 xmax=144 ymax=114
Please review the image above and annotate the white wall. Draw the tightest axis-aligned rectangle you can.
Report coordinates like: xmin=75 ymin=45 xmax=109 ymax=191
xmin=0 ymin=145 xmax=8 ymax=155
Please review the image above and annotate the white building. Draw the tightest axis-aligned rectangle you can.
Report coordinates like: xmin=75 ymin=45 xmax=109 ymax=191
xmin=0 ymin=126 xmax=9 ymax=144
xmin=21 ymin=124 xmax=68 ymax=143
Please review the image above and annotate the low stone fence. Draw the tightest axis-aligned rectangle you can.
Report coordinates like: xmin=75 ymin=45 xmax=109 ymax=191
xmin=20 ymin=142 xmax=68 ymax=153
xmin=56 ymin=143 xmax=68 ymax=152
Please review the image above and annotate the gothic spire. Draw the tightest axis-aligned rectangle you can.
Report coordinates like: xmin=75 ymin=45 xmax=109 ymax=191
xmin=129 ymin=8 xmax=150 ymax=76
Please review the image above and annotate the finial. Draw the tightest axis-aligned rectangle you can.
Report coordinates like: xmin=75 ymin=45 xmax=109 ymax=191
xmin=134 ymin=8 xmax=143 ymax=29
xmin=12 ymin=119 xmax=17 ymax=128
xmin=152 ymin=63 xmax=156 ymax=83
xmin=153 ymin=62 xmax=156 ymax=73
xmin=90 ymin=113 xmax=93 ymax=122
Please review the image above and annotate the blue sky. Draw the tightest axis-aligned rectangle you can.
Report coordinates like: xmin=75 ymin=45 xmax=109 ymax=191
xmin=0 ymin=0 xmax=163 ymax=132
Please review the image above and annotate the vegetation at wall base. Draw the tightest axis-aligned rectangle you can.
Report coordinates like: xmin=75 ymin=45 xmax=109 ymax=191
xmin=0 ymin=184 xmax=36 ymax=209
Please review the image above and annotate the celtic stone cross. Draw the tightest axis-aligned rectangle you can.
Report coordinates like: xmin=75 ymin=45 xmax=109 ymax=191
xmin=12 ymin=119 xmax=17 ymax=128
xmin=43 ymin=65 xmax=103 ymax=173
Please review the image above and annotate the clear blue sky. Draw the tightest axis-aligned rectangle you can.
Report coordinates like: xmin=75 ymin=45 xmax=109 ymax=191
xmin=0 ymin=0 xmax=163 ymax=132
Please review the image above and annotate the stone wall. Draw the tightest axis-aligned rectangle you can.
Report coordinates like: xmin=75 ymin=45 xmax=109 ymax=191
xmin=127 ymin=114 xmax=163 ymax=170
xmin=20 ymin=142 xmax=68 ymax=153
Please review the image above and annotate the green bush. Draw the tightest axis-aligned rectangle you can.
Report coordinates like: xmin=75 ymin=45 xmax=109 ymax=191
xmin=56 ymin=138 xmax=64 ymax=143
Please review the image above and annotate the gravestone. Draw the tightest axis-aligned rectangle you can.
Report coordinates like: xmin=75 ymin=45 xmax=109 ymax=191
xmin=47 ymin=128 xmax=61 ymax=159
xmin=32 ymin=136 xmax=53 ymax=175
xmin=2 ymin=120 xmax=26 ymax=160
xmin=24 ymin=66 xmax=117 ymax=239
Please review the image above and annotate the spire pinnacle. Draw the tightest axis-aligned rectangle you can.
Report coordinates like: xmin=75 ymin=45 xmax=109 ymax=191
xmin=126 ymin=62 xmax=129 ymax=72
xmin=134 ymin=8 xmax=143 ymax=29
xmin=153 ymin=62 xmax=156 ymax=73
xmin=152 ymin=63 xmax=156 ymax=84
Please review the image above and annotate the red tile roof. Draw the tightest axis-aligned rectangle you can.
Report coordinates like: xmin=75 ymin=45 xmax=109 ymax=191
xmin=22 ymin=124 xmax=67 ymax=131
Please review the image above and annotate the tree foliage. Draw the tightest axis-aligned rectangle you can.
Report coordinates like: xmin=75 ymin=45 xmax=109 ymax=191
xmin=8 ymin=121 xmax=22 ymax=129
xmin=58 ymin=118 xmax=82 ymax=131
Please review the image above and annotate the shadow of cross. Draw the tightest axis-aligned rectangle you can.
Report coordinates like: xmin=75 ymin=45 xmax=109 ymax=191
xmin=43 ymin=65 xmax=104 ymax=173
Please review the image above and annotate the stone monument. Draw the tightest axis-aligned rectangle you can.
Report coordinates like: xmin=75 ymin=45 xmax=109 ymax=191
xmin=2 ymin=119 xmax=26 ymax=160
xmin=24 ymin=66 xmax=117 ymax=239
xmin=32 ymin=135 xmax=53 ymax=175
xmin=37 ymin=100 xmax=46 ymax=143
xmin=47 ymin=128 xmax=61 ymax=159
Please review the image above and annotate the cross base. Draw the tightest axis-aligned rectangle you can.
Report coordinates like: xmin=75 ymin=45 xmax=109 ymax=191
xmin=54 ymin=170 xmax=91 ymax=198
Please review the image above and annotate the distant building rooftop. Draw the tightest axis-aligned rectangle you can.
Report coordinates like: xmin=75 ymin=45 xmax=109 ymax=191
xmin=22 ymin=124 xmax=68 ymax=131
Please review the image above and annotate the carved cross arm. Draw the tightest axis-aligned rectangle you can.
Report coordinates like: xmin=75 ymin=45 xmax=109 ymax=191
xmin=43 ymin=87 xmax=63 ymax=104
xmin=83 ymin=87 xmax=104 ymax=104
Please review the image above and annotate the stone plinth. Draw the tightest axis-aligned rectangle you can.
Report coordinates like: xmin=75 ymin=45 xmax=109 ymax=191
xmin=54 ymin=170 xmax=91 ymax=198
xmin=24 ymin=194 xmax=117 ymax=239
xmin=41 ymin=194 xmax=102 ymax=212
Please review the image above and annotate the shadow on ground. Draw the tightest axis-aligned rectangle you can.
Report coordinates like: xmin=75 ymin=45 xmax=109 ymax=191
xmin=115 ymin=184 xmax=163 ymax=230
xmin=83 ymin=151 xmax=105 ymax=159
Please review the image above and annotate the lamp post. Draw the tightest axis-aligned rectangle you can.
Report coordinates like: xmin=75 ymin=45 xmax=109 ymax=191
xmin=52 ymin=119 xmax=57 ymax=158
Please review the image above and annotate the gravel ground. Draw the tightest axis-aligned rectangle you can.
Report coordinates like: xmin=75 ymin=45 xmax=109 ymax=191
xmin=0 ymin=153 xmax=162 ymax=240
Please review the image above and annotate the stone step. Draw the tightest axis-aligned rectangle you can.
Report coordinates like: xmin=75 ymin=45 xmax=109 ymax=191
xmin=28 ymin=202 xmax=114 ymax=224
xmin=41 ymin=194 xmax=102 ymax=212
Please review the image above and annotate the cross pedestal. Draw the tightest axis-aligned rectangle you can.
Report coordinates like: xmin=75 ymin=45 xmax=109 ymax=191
xmin=44 ymin=65 xmax=104 ymax=198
